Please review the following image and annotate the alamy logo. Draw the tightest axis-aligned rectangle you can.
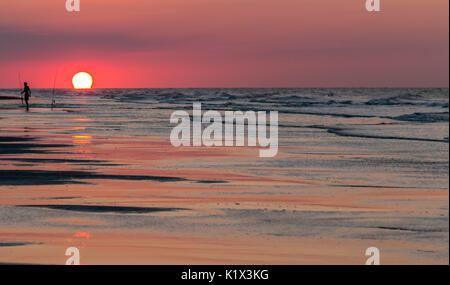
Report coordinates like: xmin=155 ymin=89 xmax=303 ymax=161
xmin=170 ymin=103 xmax=278 ymax=158
xmin=366 ymin=0 xmax=381 ymax=12
xmin=365 ymin=247 xmax=380 ymax=265
xmin=65 ymin=247 xmax=80 ymax=265
xmin=66 ymin=0 xmax=80 ymax=12
xmin=65 ymin=1 xmax=379 ymax=13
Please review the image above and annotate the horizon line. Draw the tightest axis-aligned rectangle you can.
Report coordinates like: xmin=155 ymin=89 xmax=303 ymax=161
xmin=1 ymin=86 xmax=449 ymax=90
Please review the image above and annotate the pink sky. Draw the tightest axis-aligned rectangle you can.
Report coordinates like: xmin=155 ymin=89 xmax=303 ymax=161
xmin=0 ymin=0 xmax=448 ymax=88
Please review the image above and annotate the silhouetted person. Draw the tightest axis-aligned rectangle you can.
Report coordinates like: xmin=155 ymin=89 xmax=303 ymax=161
xmin=21 ymin=82 xmax=31 ymax=110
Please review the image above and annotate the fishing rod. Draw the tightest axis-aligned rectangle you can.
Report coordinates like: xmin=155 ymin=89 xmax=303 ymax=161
xmin=18 ymin=73 xmax=23 ymax=105
xmin=51 ymin=69 xmax=58 ymax=109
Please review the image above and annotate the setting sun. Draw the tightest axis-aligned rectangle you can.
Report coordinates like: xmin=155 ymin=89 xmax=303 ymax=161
xmin=72 ymin=72 xmax=93 ymax=89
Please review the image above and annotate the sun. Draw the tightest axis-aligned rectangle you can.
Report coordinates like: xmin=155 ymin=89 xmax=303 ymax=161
xmin=72 ymin=72 xmax=93 ymax=89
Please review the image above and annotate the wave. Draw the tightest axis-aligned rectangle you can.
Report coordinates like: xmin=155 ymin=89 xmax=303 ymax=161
xmin=307 ymin=125 xmax=448 ymax=143
xmin=393 ymin=112 xmax=449 ymax=123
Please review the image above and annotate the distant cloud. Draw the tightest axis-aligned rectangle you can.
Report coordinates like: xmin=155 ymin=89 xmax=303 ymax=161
xmin=0 ymin=26 xmax=194 ymax=61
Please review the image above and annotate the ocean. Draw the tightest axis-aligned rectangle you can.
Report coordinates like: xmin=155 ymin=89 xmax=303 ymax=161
xmin=0 ymin=88 xmax=448 ymax=264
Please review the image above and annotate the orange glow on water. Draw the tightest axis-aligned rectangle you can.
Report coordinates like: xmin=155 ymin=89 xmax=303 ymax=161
xmin=73 ymin=232 xmax=91 ymax=239
xmin=72 ymin=135 xmax=92 ymax=144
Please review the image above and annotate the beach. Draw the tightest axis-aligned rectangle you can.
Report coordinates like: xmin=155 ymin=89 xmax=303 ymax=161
xmin=0 ymin=88 xmax=448 ymax=264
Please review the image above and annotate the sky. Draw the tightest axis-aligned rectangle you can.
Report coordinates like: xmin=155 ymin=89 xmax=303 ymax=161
xmin=0 ymin=0 xmax=448 ymax=88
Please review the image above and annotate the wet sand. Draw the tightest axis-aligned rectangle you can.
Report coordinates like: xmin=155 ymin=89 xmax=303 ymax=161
xmin=0 ymin=90 xmax=448 ymax=264
xmin=0 ymin=227 xmax=444 ymax=265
